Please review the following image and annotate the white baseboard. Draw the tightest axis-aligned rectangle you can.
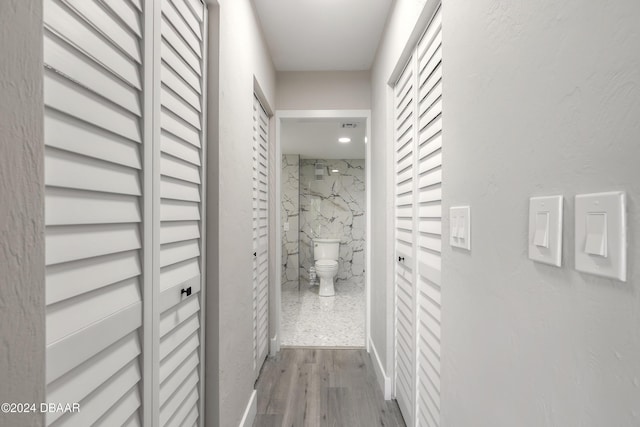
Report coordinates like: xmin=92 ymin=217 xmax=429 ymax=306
xmin=239 ymin=389 xmax=257 ymax=427
xmin=270 ymin=334 xmax=278 ymax=356
xmin=369 ymin=336 xmax=392 ymax=400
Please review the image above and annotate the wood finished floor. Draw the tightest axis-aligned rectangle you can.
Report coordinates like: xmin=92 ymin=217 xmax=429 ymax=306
xmin=253 ymin=348 xmax=406 ymax=427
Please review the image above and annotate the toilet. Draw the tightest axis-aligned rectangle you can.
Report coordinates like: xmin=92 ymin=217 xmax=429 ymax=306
xmin=313 ymin=238 xmax=340 ymax=297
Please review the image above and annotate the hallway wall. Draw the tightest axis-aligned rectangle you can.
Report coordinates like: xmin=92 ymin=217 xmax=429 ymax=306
xmin=0 ymin=1 xmax=45 ymax=426
xmin=441 ymin=1 xmax=640 ymax=425
xmin=276 ymin=71 xmax=371 ymax=110
xmin=207 ymin=0 xmax=276 ymax=425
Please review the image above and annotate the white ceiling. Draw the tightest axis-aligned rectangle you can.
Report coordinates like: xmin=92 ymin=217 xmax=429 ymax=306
xmin=281 ymin=118 xmax=366 ymax=159
xmin=253 ymin=0 xmax=393 ymax=71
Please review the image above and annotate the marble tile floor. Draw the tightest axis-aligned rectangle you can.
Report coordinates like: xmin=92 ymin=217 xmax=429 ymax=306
xmin=281 ymin=280 xmax=365 ymax=347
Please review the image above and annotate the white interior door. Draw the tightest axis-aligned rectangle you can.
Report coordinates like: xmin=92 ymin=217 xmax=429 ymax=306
xmin=44 ymin=0 xmax=207 ymax=426
xmin=157 ymin=0 xmax=206 ymax=426
xmin=394 ymin=53 xmax=417 ymax=427
xmin=415 ymin=6 xmax=443 ymax=427
xmin=43 ymin=0 xmax=146 ymax=425
xmin=393 ymin=4 xmax=442 ymax=426
xmin=252 ymin=95 xmax=270 ymax=379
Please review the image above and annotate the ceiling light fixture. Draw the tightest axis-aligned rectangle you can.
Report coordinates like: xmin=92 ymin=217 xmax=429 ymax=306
xmin=338 ymin=137 xmax=351 ymax=143
xmin=332 ymin=169 xmax=339 ymax=173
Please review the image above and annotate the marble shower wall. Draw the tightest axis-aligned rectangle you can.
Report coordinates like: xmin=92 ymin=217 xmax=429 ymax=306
xmin=299 ymin=159 xmax=365 ymax=287
xmin=281 ymin=155 xmax=300 ymax=288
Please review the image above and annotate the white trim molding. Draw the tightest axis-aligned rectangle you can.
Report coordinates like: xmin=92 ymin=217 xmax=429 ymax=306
xmin=270 ymin=334 xmax=278 ymax=356
xmin=369 ymin=336 xmax=392 ymax=400
xmin=239 ymin=390 xmax=257 ymax=427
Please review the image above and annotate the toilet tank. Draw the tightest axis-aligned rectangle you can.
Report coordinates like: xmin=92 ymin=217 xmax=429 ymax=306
xmin=313 ymin=238 xmax=340 ymax=261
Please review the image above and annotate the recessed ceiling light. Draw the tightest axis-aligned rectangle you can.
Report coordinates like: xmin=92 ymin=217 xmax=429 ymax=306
xmin=332 ymin=169 xmax=339 ymax=173
xmin=338 ymin=137 xmax=351 ymax=143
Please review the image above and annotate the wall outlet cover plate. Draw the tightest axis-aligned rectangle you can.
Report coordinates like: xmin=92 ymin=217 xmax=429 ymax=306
xmin=528 ymin=195 xmax=563 ymax=267
xmin=575 ymin=191 xmax=627 ymax=281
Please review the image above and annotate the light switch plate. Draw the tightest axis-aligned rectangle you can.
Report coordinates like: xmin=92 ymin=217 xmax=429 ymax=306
xmin=575 ymin=191 xmax=627 ymax=281
xmin=528 ymin=195 xmax=563 ymax=267
xmin=450 ymin=206 xmax=471 ymax=250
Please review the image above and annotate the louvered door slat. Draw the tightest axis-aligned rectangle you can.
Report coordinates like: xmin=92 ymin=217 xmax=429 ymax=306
xmin=45 ymin=71 xmax=142 ymax=141
xmin=161 ymin=62 xmax=202 ymax=111
xmin=53 ymin=361 xmax=140 ymax=426
xmin=44 ymin=31 xmax=142 ymax=116
xmin=161 ymin=38 xmax=202 ymax=94
xmin=252 ymin=95 xmax=270 ymax=379
xmin=161 ymin=0 xmax=201 ymax=58
xmin=45 ymin=0 xmax=141 ymax=89
xmin=416 ymin=6 xmax=443 ymax=427
xmin=45 ymin=109 xmax=142 ymax=169
xmin=184 ymin=0 xmax=203 ymax=22
xmin=161 ymin=85 xmax=202 ymax=130
xmin=101 ymin=0 xmax=143 ymax=37
xmin=170 ymin=0 xmax=201 ymax=40
xmin=161 ymin=130 xmax=202 ymax=165
xmin=94 ymin=385 xmax=142 ymax=427
xmin=63 ymin=0 xmax=142 ymax=63
xmin=160 ymin=16 xmax=201 ymax=76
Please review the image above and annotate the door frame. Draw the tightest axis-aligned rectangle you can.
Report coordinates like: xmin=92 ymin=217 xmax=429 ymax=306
xmin=271 ymin=109 xmax=372 ymax=354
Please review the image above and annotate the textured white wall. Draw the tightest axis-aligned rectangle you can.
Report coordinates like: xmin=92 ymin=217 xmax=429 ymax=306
xmin=0 ymin=1 xmax=45 ymax=426
xmin=208 ymin=0 xmax=275 ymax=425
xmin=276 ymin=71 xmax=371 ymax=110
xmin=441 ymin=1 xmax=640 ymax=425
xmin=369 ymin=0 xmax=428 ymax=386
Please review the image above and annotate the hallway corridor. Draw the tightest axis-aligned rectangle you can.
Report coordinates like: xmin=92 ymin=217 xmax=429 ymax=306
xmin=253 ymin=349 xmax=405 ymax=427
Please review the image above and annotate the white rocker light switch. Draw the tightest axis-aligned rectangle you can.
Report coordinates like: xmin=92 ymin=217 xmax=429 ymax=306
xmin=528 ymin=196 xmax=563 ymax=267
xmin=575 ymin=191 xmax=626 ymax=281
xmin=534 ymin=212 xmax=550 ymax=248
xmin=584 ymin=212 xmax=607 ymax=257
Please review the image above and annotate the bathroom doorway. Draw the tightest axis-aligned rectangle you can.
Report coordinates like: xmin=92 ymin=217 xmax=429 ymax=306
xmin=273 ymin=110 xmax=371 ymax=350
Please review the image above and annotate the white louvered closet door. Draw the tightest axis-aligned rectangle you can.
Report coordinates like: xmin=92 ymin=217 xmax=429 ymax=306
xmin=394 ymin=53 xmax=417 ymax=427
xmin=392 ymin=4 xmax=442 ymax=427
xmin=44 ymin=0 xmax=146 ymax=425
xmin=415 ymin=6 xmax=443 ymax=427
xmin=252 ymin=95 xmax=270 ymax=379
xmin=157 ymin=0 xmax=206 ymax=426
xmin=44 ymin=0 xmax=207 ymax=426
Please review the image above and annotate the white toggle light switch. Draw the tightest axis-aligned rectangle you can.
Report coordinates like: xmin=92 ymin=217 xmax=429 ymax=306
xmin=584 ymin=213 xmax=607 ymax=257
xmin=450 ymin=206 xmax=471 ymax=250
xmin=284 ymin=222 xmax=290 ymax=232
xmin=575 ymin=191 xmax=626 ymax=281
xmin=458 ymin=214 xmax=466 ymax=238
xmin=528 ymin=196 xmax=563 ymax=267
xmin=451 ymin=216 xmax=459 ymax=239
xmin=534 ymin=212 xmax=550 ymax=248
